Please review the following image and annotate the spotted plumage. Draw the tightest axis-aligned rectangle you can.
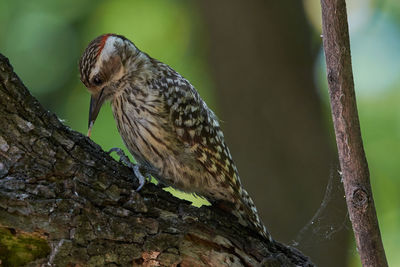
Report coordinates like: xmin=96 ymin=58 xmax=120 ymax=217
xmin=79 ymin=33 xmax=272 ymax=241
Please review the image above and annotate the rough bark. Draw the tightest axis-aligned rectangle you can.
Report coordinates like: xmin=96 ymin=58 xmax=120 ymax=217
xmin=320 ymin=0 xmax=388 ymax=266
xmin=0 ymin=54 xmax=313 ymax=266
xmin=198 ymin=1 xmax=348 ymax=266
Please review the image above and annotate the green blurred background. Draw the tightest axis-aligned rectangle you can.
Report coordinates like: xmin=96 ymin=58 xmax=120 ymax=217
xmin=0 ymin=0 xmax=399 ymax=266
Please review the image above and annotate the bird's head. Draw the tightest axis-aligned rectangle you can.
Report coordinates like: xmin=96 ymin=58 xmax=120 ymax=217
xmin=79 ymin=34 xmax=139 ymax=136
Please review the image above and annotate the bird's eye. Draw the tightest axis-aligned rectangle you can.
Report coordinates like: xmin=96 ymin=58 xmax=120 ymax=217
xmin=92 ymin=76 xmax=103 ymax=86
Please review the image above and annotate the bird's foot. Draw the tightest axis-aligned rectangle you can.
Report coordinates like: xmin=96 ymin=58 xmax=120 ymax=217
xmin=108 ymin=147 xmax=146 ymax=191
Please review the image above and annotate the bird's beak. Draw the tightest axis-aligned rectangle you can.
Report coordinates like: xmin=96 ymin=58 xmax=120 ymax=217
xmin=87 ymin=88 xmax=105 ymax=138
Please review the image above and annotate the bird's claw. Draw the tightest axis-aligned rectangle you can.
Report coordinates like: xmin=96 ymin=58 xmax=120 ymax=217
xmin=108 ymin=147 xmax=132 ymax=166
xmin=108 ymin=147 xmax=147 ymax=191
xmin=133 ymin=164 xmax=146 ymax=191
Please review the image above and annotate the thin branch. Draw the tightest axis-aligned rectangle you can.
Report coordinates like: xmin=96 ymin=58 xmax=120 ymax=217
xmin=320 ymin=1 xmax=388 ymax=266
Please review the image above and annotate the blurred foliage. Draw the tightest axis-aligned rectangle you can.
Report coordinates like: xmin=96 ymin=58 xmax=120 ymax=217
xmin=0 ymin=0 xmax=399 ymax=266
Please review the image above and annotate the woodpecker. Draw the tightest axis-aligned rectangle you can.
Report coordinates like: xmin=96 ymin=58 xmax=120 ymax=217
xmin=79 ymin=34 xmax=272 ymax=241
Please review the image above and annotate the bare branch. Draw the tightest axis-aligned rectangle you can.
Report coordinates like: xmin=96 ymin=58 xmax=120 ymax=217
xmin=320 ymin=1 xmax=388 ymax=266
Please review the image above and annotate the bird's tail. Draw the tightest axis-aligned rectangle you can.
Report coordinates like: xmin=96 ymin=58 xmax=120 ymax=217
xmin=235 ymin=188 xmax=273 ymax=242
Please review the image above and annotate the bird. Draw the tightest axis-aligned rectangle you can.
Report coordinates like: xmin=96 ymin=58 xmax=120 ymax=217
xmin=79 ymin=33 xmax=272 ymax=242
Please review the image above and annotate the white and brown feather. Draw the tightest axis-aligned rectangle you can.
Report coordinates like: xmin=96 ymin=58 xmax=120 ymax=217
xmin=79 ymin=34 xmax=272 ymax=241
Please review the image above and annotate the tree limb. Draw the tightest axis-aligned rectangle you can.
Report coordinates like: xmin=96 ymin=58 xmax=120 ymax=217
xmin=320 ymin=1 xmax=388 ymax=266
xmin=0 ymin=53 xmax=312 ymax=266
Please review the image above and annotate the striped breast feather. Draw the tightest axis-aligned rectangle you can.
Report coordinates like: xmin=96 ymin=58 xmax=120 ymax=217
xmin=162 ymin=78 xmax=242 ymax=191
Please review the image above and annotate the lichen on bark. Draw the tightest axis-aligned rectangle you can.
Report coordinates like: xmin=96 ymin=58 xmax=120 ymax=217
xmin=0 ymin=227 xmax=50 ymax=266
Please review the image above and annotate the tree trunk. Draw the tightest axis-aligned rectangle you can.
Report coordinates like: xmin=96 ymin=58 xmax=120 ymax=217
xmin=0 ymin=54 xmax=314 ymax=266
xmin=198 ymin=1 xmax=349 ymax=266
